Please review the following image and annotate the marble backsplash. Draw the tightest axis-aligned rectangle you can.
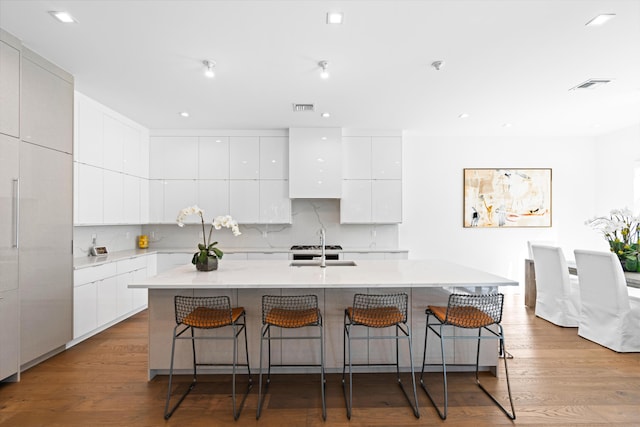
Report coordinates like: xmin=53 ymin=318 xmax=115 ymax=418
xmin=74 ymin=200 xmax=399 ymax=258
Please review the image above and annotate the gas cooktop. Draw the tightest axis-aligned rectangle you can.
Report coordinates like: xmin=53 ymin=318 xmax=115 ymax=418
xmin=290 ymin=245 xmax=343 ymax=251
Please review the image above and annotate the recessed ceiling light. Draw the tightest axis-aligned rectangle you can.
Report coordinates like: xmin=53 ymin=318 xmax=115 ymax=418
xmin=327 ymin=12 xmax=344 ymax=24
xmin=585 ymin=14 xmax=616 ymax=26
xmin=570 ymin=79 xmax=612 ymax=90
xmin=502 ymin=123 xmax=512 ymax=128
xmin=49 ymin=11 xmax=77 ymax=23
xmin=179 ymin=112 xmax=189 ymax=117
xmin=458 ymin=113 xmax=470 ymax=119
xmin=321 ymin=112 xmax=331 ymax=118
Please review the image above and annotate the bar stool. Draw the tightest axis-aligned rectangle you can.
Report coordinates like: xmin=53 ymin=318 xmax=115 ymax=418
xmin=164 ymin=295 xmax=252 ymax=420
xmin=256 ymin=294 xmax=326 ymax=420
xmin=342 ymin=293 xmax=420 ymax=419
xmin=420 ymin=292 xmax=516 ymax=420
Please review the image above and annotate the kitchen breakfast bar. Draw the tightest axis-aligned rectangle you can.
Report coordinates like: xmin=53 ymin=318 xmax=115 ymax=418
xmin=129 ymin=259 xmax=518 ymax=379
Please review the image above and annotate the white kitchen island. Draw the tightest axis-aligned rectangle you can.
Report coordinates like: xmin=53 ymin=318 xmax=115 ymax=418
xmin=129 ymin=259 xmax=518 ymax=379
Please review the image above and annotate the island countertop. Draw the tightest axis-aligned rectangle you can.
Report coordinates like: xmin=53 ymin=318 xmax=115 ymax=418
xmin=129 ymin=259 xmax=518 ymax=289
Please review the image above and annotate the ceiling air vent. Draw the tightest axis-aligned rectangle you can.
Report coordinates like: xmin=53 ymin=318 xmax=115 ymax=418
xmin=570 ymin=79 xmax=612 ymax=90
xmin=292 ymin=103 xmax=315 ymax=112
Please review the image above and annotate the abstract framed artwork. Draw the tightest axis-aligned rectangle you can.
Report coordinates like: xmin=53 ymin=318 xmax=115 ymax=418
xmin=463 ymin=168 xmax=552 ymax=228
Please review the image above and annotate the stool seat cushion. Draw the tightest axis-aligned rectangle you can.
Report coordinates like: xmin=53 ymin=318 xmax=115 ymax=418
xmin=265 ymin=307 xmax=320 ymax=328
xmin=347 ymin=306 xmax=404 ymax=327
xmin=182 ymin=306 xmax=245 ymax=328
xmin=428 ymin=305 xmax=495 ymax=328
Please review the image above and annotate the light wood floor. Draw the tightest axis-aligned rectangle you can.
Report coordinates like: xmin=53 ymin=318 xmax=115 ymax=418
xmin=1 ymin=292 xmax=640 ymax=426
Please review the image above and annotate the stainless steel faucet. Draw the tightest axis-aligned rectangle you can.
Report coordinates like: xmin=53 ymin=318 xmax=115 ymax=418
xmin=319 ymin=228 xmax=326 ymax=268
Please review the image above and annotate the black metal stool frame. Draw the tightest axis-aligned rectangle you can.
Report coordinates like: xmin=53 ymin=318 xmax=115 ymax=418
xmin=419 ymin=292 xmax=516 ymax=420
xmin=342 ymin=293 xmax=420 ymax=419
xmin=164 ymin=295 xmax=252 ymax=420
xmin=256 ymin=294 xmax=326 ymax=421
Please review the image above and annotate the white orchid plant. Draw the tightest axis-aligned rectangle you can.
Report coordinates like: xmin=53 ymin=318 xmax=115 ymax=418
xmin=176 ymin=206 xmax=241 ymax=265
xmin=585 ymin=208 xmax=640 ymax=262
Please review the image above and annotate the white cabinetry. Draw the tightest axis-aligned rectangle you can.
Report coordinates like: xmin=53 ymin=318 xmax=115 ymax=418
xmin=72 ymin=255 xmax=152 ymax=344
xmin=74 ymin=92 xmax=149 ymax=225
xmin=289 ymin=127 xmax=342 ymax=198
xmin=0 ymin=35 xmax=20 ymax=138
xmin=341 ymin=136 xmax=402 ymax=224
xmin=150 ymin=132 xmax=290 ymax=224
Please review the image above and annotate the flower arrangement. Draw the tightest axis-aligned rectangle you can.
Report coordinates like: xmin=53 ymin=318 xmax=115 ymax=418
xmin=176 ymin=206 xmax=241 ymax=267
xmin=585 ymin=208 xmax=640 ymax=271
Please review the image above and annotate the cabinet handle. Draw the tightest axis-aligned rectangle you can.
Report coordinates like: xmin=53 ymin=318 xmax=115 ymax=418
xmin=13 ymin=178 xmax=19 ymax=249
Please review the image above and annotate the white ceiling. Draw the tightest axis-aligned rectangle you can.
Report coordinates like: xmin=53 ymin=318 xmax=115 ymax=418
xmin=1 ymin=0 xmax=639 ymax=137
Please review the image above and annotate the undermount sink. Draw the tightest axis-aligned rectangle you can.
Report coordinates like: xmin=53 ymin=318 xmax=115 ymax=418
xmin=289 ymin=260 xmax=357 ymax=267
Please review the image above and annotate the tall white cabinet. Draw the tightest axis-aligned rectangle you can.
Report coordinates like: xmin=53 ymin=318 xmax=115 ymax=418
xmin=341 ymin=135 xmax=403 ymax=223
xmin=0 ymin=29 xmax=74 ymax=380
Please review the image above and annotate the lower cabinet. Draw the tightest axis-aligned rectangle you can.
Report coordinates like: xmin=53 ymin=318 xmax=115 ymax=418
xmin=71 ymin=254 xmax=154 ymax=345
xmin=0 ymin=289 xmax=19 ymax=381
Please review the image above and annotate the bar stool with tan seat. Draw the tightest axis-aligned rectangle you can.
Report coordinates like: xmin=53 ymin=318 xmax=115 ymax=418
xmin=342 ymin=292 xmax=420 ymax=419
xmin=256 ymin=294 xmax=326 ymax=420
xmin=420 ymin=292 xmax=515 ymax=420
xmin=164 ymin=295 xmax=252 ymax=420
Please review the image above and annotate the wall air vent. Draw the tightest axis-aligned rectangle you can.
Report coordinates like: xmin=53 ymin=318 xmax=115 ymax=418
xmin=570 ymin=79 xmax=612 ymax=90
xmin=292 ymin=103 xmax=315 ymax=112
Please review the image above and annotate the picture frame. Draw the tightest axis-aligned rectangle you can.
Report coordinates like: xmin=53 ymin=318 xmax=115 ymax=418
xmin=463 ymin=168 xmax=552 ymax=228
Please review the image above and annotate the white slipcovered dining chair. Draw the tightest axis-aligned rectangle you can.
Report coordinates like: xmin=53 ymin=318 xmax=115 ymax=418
xmin=530 ymin=244 xmax=581 ymax=327
xmin=573 ymin=249 xmax=640 ymax=352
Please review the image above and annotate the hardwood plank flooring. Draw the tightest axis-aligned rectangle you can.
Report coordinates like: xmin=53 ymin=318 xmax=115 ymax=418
xmin=1 ymin=292 xmax=640 ymax=426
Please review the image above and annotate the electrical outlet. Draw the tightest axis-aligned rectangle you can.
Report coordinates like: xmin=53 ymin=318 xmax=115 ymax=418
xmin=126 ymin=232 xmax=130 ymax=239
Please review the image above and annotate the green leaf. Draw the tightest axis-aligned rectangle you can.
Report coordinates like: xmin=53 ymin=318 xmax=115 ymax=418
xmin=191 ymin=253 xmax=199 ymax=265
xmin=198 ymin=243 xmax=206 ymax=250
xmin=212 ymin=247 xmax=223 ymax=259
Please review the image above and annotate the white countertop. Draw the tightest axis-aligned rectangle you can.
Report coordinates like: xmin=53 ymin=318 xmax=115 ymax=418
xmin=128 ymin=259 xmax=518 ymax=289
xmin=73 ymin=247 xmax=409 ymax=269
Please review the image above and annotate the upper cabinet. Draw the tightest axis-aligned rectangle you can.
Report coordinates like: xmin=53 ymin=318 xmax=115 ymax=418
xmin=341 ymin=134 xmax=403 ymax=224
xmin=74 ymin=92 xmax=150 ymax=225
xmin=0 ymin=34 xmax=20 ymax=138
xmin=20 ymin=48 xmax=73 ymax=154
xmin=149 ymin=132 xmax=290 ymax=224
xmin=289 ymin=128 xmax=342 ymax=199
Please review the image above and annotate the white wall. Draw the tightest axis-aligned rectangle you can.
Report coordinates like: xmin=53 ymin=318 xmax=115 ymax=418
xmin=594 ymin=124 xmax=640 ymax=214
xmin=400 ymin=133 xmax=604 ymax=285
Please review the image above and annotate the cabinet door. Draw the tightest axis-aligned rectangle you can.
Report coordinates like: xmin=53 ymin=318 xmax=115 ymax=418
xmin=163 ymin=180 xmax=198 ymax=223
xmin=230 ymin=137 xmax=259 ymax=179
xmin=372 ymin=137 xmax=402 ymax=179
xmin=75 ymin=94 xmax=104 ymax=166
xmin=340 ymin=180 xmax=372 ymax=223
xmin=150 ymin=136 xmax=198 ymax=179
xmin=123 ymin=125 xmax=142 ymax=176
xmin=73 ymin=282 xmax=97 ymax=339
xmin=198 ymin=137 xmax=229 ymax=179
xmin=21 ymin=55 xmax=73 ymax=153
xmin=0 ymin=134 xmax=19 ymax=292
xmin=103 ymin=115 xmax=124 ymax=172
xmin=342 ymin=136 xmax=371 ymax=179
xmin=97 ymin=276 xmax=118 ymax=326
xmin=229 ymin=180 xmax=260 ymax=223
xmin=123 ymin=174 xmax=141 ymax=224
xmin=372 ymin=180 xmax=402 ymax=223
xmin=260 ymin=180 xmax=291 ymax=224
xmin=259 ymin=136 xmax=288 ymax=180
xmin=103 ymin=169 xmax=124 ymax=224
xmin=116 ymin=272 xmax=134 ymax=317
xmin=198 ymin=180 xmax=229 ymax=217
xmin=140 ymin=178 xmax=149 ymax=224
xmin=0 ymin=40 xmax=20 ymax=138
xmin=19 ymin=143 xmax=73 ymax=364
xmin=289 ymin=128 xmax=342 ymax=198
xmin=0 ymin=289 xmax=19 ymax=380
xmin=148 ymin=179 xmax=164 ymax=223
xmin=76 ymin=163 xmax=104 ymax=224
